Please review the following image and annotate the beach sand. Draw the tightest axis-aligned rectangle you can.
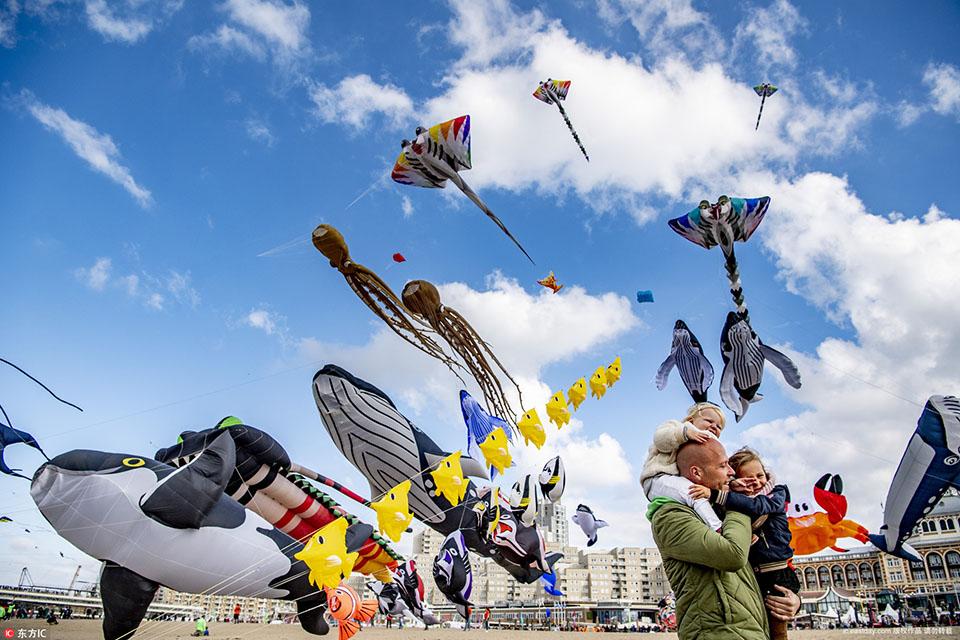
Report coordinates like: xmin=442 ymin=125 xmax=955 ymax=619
xmin=1 ymin=620 xmax=956 ymax=640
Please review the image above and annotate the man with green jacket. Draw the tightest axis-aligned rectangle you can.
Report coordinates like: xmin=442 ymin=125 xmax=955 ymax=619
xmin=649 ymin=439 xmax=800 ymax=639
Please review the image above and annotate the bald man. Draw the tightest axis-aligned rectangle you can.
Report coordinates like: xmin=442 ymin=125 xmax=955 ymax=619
xmin=647 ymin=439 xmax=800 ymax=639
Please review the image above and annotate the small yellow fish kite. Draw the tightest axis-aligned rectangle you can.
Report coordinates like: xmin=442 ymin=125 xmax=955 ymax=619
xmin=478 ymin=426 xmax=513 ymax=475
xmin=431 ymin=450 xmax=467 ymax=506
xmin=605 ymin=356 xmax=622 ymax=387
xmin=568 ymin=377 xmax=587 ymax=410
xmin=370 ymin=480 xmax=414 ymax=542
xmin=295 ymin=517 xmax=358 ymax=590
xmin=545 ymin=390 xmax=571 ymax=428
xmin=589 ymin=366 xmax=608 ymax=399
xmin=517 ymin=408 xmax=546 ymax=448
xmin=537 ymin=271 xmax=564 ymax=294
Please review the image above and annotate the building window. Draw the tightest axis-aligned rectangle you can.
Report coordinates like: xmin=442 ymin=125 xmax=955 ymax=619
xmin=859 ymin=563 xmax=874 ymax=586
xmin=845 ymin=565 xmax=859 ymax=587
xmin=832 ymin=566 xmax=845 ymax=587
xmin=804 ymin=568 xmax=817 ymax=589
xmin=945 ymin=551 xmax=960 ymax=578
xmin=819 ymin=567 xmax=831 ymax=589
xmin=873 ymin=562 xmax=883 ymax=584
xmin=911 ymin=559 xmax=929 ymax=581
xmin=928 ymin=553 xmax=946 ymax=580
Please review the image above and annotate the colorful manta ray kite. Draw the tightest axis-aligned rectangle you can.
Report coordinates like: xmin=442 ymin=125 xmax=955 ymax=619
xmin=668 ymin=196 xmax=801 ymax=420
xmin=753 ymin=83 xmax=778 ymax=130
xmin=871 ymin=396 xmax=960 ymax=562
xmin=532 ymin=79 xmax=590 ymax=162
xmin=391 ymin=115 xmax=533 ymax=263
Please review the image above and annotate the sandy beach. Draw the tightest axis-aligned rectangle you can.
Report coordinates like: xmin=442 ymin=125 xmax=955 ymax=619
xmin=1 ymin=620 xmax=957 ymax=640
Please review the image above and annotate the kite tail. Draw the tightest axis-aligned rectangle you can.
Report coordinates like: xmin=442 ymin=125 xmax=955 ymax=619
xmin=723 ymin=248 xmax=749 ymax=317
xmin=755 ymin=94 xmax=766 ymax=131
xmin=0 ymin=357 xmax=83 ymax=413
xmin=554 ymin=101 xmax=590 ymax=162
xmin=288 ymin=464 xmax=373 ymax=507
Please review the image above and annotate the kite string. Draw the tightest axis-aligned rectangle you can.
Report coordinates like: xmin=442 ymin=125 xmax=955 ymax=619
xmin=0 ymin=357 xmax=83 ymax=413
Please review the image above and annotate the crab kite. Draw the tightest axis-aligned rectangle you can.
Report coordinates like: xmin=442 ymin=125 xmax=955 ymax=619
xmin=753 ymin=83 xmax=778 ymax=130
xmin=533 ymin=79 xmax=590 ymax=162
xmin=392 ymin=115 xmax=533 ymax=263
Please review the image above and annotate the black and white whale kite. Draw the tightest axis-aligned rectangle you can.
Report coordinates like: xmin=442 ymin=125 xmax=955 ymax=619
xmin=29 ymin=433 xmax=369 ymax=640
xmin=656 ymin=319 xmax=715 ymax=403
xmin=313 ymin=364 xmax=561 ymax=583
xmin=871 ymin=396 xmax=960 ymax=562
xmin=433 ymin=531 xmax=474 ymax=619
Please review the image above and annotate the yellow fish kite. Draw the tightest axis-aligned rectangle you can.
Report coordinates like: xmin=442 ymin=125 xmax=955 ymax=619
xmin=589 ymin=366 xmax=608 ymax=399
xmin=295 ymin=517 xmax=358 ymax=590
xmin=605 ymin=356 xmax=622 ymax=387
xmin=517 ymin=408 xmax=546 ymax=448
xmin=568 ymin=377 xmax=587 ymax=410
xmin=545 ymin=390 xmax=570 ymax=428
xmin=430 ymin=451 xmax=467 ymax=506
xmin=370 ymin=480 xmax=414 ymax=542
xmin=478 ymin=426 xmax=513 ymax=475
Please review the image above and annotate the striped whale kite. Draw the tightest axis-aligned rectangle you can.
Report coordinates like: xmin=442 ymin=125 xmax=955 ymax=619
xmin=391 ymin=115 xmax=534 ymax=263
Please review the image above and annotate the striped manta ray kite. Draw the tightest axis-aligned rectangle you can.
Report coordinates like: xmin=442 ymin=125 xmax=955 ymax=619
xmin=532 ymin=79 xmax=590 ymax=162
xmin=753 ymin=83 xmax=778 ymax=130
xmin=391 ymin=115 xmax=534 ymax=263
xmin=668 ymin=196 xmax=801 ymax=420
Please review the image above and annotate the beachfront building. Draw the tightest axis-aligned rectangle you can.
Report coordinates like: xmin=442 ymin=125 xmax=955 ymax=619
xmin=793 ymin=488 xmax=960 ymax=624
xmin=153 ymin=587 xmax=295 ymax=623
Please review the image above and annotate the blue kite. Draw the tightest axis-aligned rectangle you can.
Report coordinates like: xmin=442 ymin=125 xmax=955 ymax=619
xmin=636 ymin=290 xmax=655 ymax=304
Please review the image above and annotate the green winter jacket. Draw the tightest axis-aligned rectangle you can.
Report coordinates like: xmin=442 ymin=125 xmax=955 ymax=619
xmin=650 ymin=499 xmax=769 ymax=640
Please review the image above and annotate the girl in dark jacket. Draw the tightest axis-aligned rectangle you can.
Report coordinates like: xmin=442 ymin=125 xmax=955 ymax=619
xmin=690 ymin=447 xmax=800 ymax=640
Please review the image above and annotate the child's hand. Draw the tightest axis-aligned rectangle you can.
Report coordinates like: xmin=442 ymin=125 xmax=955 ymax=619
xmin=688 ymin=428 xmax=714 ymax=444
xmin=688 ymin=484 xmax=710 ymax=500
xmin=730 ymin=477 xmax=761 ymax=493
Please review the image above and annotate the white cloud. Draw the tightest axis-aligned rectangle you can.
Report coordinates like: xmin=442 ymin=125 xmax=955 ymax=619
xmin=74 ymin=257 xmax=112 ymax=291
xmin=246 ymin=308 xmax=278 ymax=335
xmin=400 ymin=195 xmax=414 ymax=217
xmin=598 ymin=0 xmax=724 ymax=63
xmin=191 ymin=0 xmax=310 ymax=65
xmin=733 ymin=0 xmax=806 ymax=72
xmin=73 ymin=257 xmax=200 ymax=311
xmin=23 ymin=92 xmax=153 ymax=207
xmin=895 ymin=100 xmax=925 ymax=127
xmin=83 ymin=0 xmax=183 ymax=44
xmin=0 ymin=0 xmax=19 ymax=48
xmin=309 ymin=75 xmax=414 ymax=130
xmin=245 ymin=117 xmax=276 ymax=146
xmin=725 ymin=170 xmax=960 ymax=546
xmin=923 ymin=62 xmax=960 ymax=120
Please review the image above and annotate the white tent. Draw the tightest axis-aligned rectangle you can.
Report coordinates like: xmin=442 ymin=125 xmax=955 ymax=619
xmin=841 ymin=606 xmax=857 ymax=625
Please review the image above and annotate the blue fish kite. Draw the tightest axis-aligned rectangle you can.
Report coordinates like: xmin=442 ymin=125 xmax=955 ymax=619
xmin=870 ymin=396 xmax=960 ymax=562
xmin=1 ymin=423 xmax=47 ymax=480
xmin=636 ymin=290 xmax=655 ymax=304
xmin=540 ymin=570 xmax=564 ymax=597
xmin=460 ymin=390 xmax=513 ymax=459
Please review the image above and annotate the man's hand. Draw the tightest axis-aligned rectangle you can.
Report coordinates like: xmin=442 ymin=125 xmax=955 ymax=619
xmin=765 ymin=585 xmax=801 ymax=621
xmin=730 ymin=477 xmax=761 ymax=494
xmin=688 ymin=428 xmax=714 ymax=444
xmin=688 ymin=484 xmax=710 ymax=500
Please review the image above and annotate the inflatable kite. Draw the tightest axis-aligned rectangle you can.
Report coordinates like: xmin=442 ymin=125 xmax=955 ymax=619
xmin=545 ymin=393 xmax=570 ymax=429
xmin=391 ymin=116 xmax=533 ymax=263
xmin=669 ymin=196 xmax=801 ymax=419
xmin=369 ymin=480 xmax=414 ymax=543
xmin=154 ymin=417 xmax=401 ymax=581
xmin=871 ymin=396 xmax=960 ymax=562
xmin=509 ymin=474 xmax=542 ymax=527
xmin=477 ymin=426 xmax=513 ymax=477
xmin=606 ymin=357 xmax=622 ymax=386
xmin=636 ymin=290 xmax=654 ymax=304
xmin=367 ymin=580 xmax=406 ymax=616
xmin=393 ymin=559 xmax=440 ymax=625
xmin=568 ymin=377 xmax=587 ymax=410
xmin=392 ymin=252 xmax=406 ymax=263
xmin=656 ymin=319 xmax=714 ymax=403
xmin=541 ymin=570 xmax=563 ymax=597
xmin=0 ymin=423 xmax=46 ymax=480
xmin=788 ymin=473 xmax=869 ymax=556
xmin=324 ymin=583 xmax=376 ymax=640
xmin=313 ymin=364 xmax=561 ymax=583
xmin=537 ymin=271 xmax=563 ymax=294
xmin=297 ymin=517 xmax=359 ymax=590
xmin=658 ymin=593 xmax=678 ymax=631
xmin=753 ymin=83 xmax=778 ymax=130
xmin=539 ymin=456 xmax=566 ymax=503
xmin=460 ymin=390 xmax=513 ymax=458
xmin=431 ymin=450 xmax=468 ymax=507
xmin=518 ymin=408 xmax=547 ymax=446
xmin=572 ymin=503 xmax=608 ymax=547
xmin=589 ymin=366 xmax=607 ymax=399
xmin=433 ymin=531 xmax=474 ymax=619
xmin=532 ymin=79 xmax=590 ymax=162
xmin=403 ymin=279 xmax=524 ymax=425
xmin=312 ymin=224 xmax=462 ymax=380
xmin=30 ymin=434 xmax=351 ymax=639
xmin=719 ymin=311 xmax=801 ymax=421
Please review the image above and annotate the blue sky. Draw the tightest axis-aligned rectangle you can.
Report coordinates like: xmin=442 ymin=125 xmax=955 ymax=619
xmin=1 ymin=0 xmax=959 ymax=589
